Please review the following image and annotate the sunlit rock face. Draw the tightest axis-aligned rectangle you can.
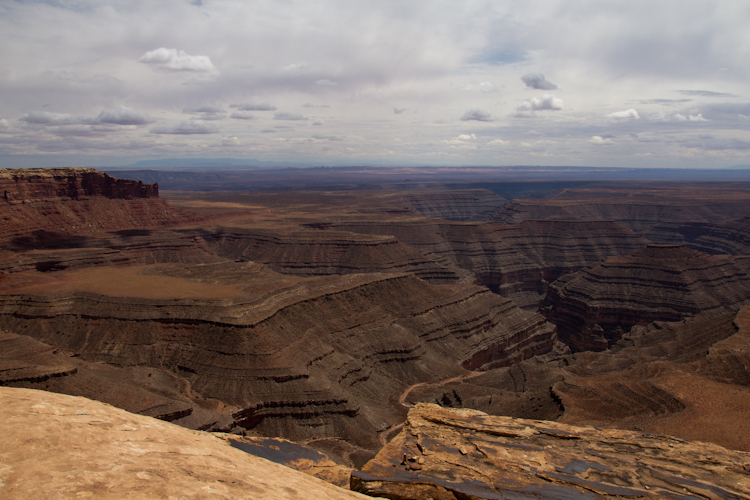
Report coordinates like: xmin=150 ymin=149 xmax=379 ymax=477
xmin=353 ymin=403 xmax=750 ymax=500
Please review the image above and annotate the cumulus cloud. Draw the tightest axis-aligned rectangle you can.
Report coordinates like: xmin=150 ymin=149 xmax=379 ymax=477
xmin=230 ymin=103 xmax=277 ymax=111
xmin=461 ymin=81 xmax=497 ymax=92
xmin=589 ymin=135 xmax=614 ymax=146
xmin=608 ymin=109 xmax=640 ymax=119
xmin=487 ymin=139 xmax=506 ymax=145
xmin=230 ymin=111 xmax=256 ymax=120
xmin=514 ymin=94 xmax=564 ymax=117
xmin=671 ymin=113 xmax=708 ymax=122
xmin=139 ymin=48 xmax=217 ymax=73
xmin=457 ymin=134 xmax=476 ymax=140
xmin=150 ymin=121 xmax=219 ymax=134
xmin=460 ymin=109 xmax=493 ymax=122
xmin=521 ymin=73 xmax=558 ymax=90
xmin=274 ymin=112 xmax=308 ymax=121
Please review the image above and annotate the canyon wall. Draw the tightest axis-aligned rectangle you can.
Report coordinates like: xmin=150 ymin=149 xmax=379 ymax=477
xmin=541 ymin=245 xmax=750 ymax=351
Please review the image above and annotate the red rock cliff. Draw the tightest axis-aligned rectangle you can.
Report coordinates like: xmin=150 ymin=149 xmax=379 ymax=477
xmin=0 ymin=168 xmax=158 ymax=202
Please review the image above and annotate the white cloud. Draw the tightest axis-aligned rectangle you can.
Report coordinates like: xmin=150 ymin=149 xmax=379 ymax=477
xmin=589 ymin=135 xmax=614 ymax=146
xmin=517 ymin=94 xmax=564 ymax=113
xmin=487 ymin=139 xmax=506 ymax=145
xmin=139 ymin=48 xmax=217 ymax=73
xmin=150 ymin=121 xmax=219 ymax=134
xmin=461 ymin=81 xmax=497 ymax=92
xmin=457 ymin=134 xmax=476 ymax=140
xmin=608 ymin=109 xmax=640 ymax=119
xmin=460 ymin=109 xmax=493 ymax=122
xmin=521 ymin=73 xmax=558 ymax=90
xmin=315 ymin=79 xmax=337 ymax=86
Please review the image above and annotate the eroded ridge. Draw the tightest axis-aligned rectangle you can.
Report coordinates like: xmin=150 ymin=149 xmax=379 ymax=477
xmin=541 ymin=245 xmax=750 ymax=351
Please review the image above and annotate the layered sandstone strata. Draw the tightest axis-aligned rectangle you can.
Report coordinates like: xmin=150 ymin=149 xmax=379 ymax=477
xmin=315 ymin=219 xmax=649 ymax=308
xmin=204 ymin=226 xmax=473 ymax=284
xmin=399 ymin=189 xmax=507 ymax=221
xmin=352 ymin=403 xmax=750 ymax=500
xmin=0 ymin=264 xmax=555 ymax=455
xmin=541 ymin=245 xmax=750 ymax=351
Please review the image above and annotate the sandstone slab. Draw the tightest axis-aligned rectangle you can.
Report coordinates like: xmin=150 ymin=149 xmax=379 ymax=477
xmin=0 ymin=387 xmax=370 ymax=499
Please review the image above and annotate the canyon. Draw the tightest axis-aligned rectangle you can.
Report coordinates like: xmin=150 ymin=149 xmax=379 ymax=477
xmin=2 ymin=167 xmax=750 ymax=497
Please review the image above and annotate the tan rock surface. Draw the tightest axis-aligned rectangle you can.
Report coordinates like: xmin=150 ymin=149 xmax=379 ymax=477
xmin=353 ymin=403 xmax=750 ymax=499
xmin=0 ymin=387 xmax=370 ymax=499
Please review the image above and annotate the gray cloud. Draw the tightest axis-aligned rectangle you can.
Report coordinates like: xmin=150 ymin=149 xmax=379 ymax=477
xmin=521 ymin=73 xmax=558 ymax=90
xmin=150 ymin=121 xmax=219 ymax=134
xmin=460 ymin=109 xmax=493 ymax=122
xmin=183 ymin=106 xmax=225 ymax=114
xmin=393 ymin=107 xmax=407 ymax=114
xmin=312 ymin=134 xmax=344 ymax=141
xmin=683 ymin=138 xmax=750 ymax=151
xmin=230 ymin=103 xmax=277 ymax=111
xmin=21 ymin=111 xmax=82 ymax=126
xmin=274 ymin=112 xmax=308 ymax=121
xmin=679 ymin=90 xmax=739 ymax=98
xmin=229 ymin=111 xmax=255 ymax=120
xmin=95 ymin=107 xmax=153 ymax=125
xmin=315 ymin=79 xmax=337 ymax=86
xmin=260 ymin=128 xmax=277 ymax=133
xmin=183 ymin=106 xmax=225 ymax=121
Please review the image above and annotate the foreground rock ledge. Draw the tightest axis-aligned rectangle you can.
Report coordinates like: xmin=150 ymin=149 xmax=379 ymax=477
xmin=0 ymin=387 xmax=369 ymax=499
xmin=353 ymin=403 xmax=750 ymax=500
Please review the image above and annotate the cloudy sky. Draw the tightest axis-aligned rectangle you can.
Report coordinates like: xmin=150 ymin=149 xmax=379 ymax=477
xmin=1 ymin=0 xmax=749 ymax=169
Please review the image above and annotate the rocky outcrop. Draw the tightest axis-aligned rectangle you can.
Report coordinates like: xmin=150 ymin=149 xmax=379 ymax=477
xmin=541 ymin=245 xmax=750 ymax=351
xmin=0 ymin=167 xmax=158 ymax=201
xmin=0 ymin=169 xmax=197 ymax=242
xmin=315 ymin=219 xmax=649 ymax=308
xmin=352 ymin=403 xmax=750 ymax=500
xmin=0 ymin=264 xmax=556 ymax=455
xmin=0 ymin=387 xmax=369 ymax=499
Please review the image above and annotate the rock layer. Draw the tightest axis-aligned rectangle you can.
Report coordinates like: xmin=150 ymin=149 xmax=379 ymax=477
xmin=316 ymin=219 xmax=649 ymax=308
xmin=0 ymin=265 xmax=556 ymax=453
xmin=541 ymin=245 xmax=750 ymax=351
xmin=352 ymin=403 xmax=750 ymax=500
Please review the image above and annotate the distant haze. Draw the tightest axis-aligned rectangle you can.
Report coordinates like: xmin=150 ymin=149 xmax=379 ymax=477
xmin=0 ymin=1 xmax=748 ymax=170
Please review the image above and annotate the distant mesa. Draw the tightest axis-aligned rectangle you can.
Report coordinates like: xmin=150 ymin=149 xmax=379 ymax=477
xmin=1 ymin=167 xmax=158 ymax=201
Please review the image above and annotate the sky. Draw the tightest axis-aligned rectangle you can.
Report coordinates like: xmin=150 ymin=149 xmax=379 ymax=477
xmin=1 ymin=0 xmax=749 ymax=169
